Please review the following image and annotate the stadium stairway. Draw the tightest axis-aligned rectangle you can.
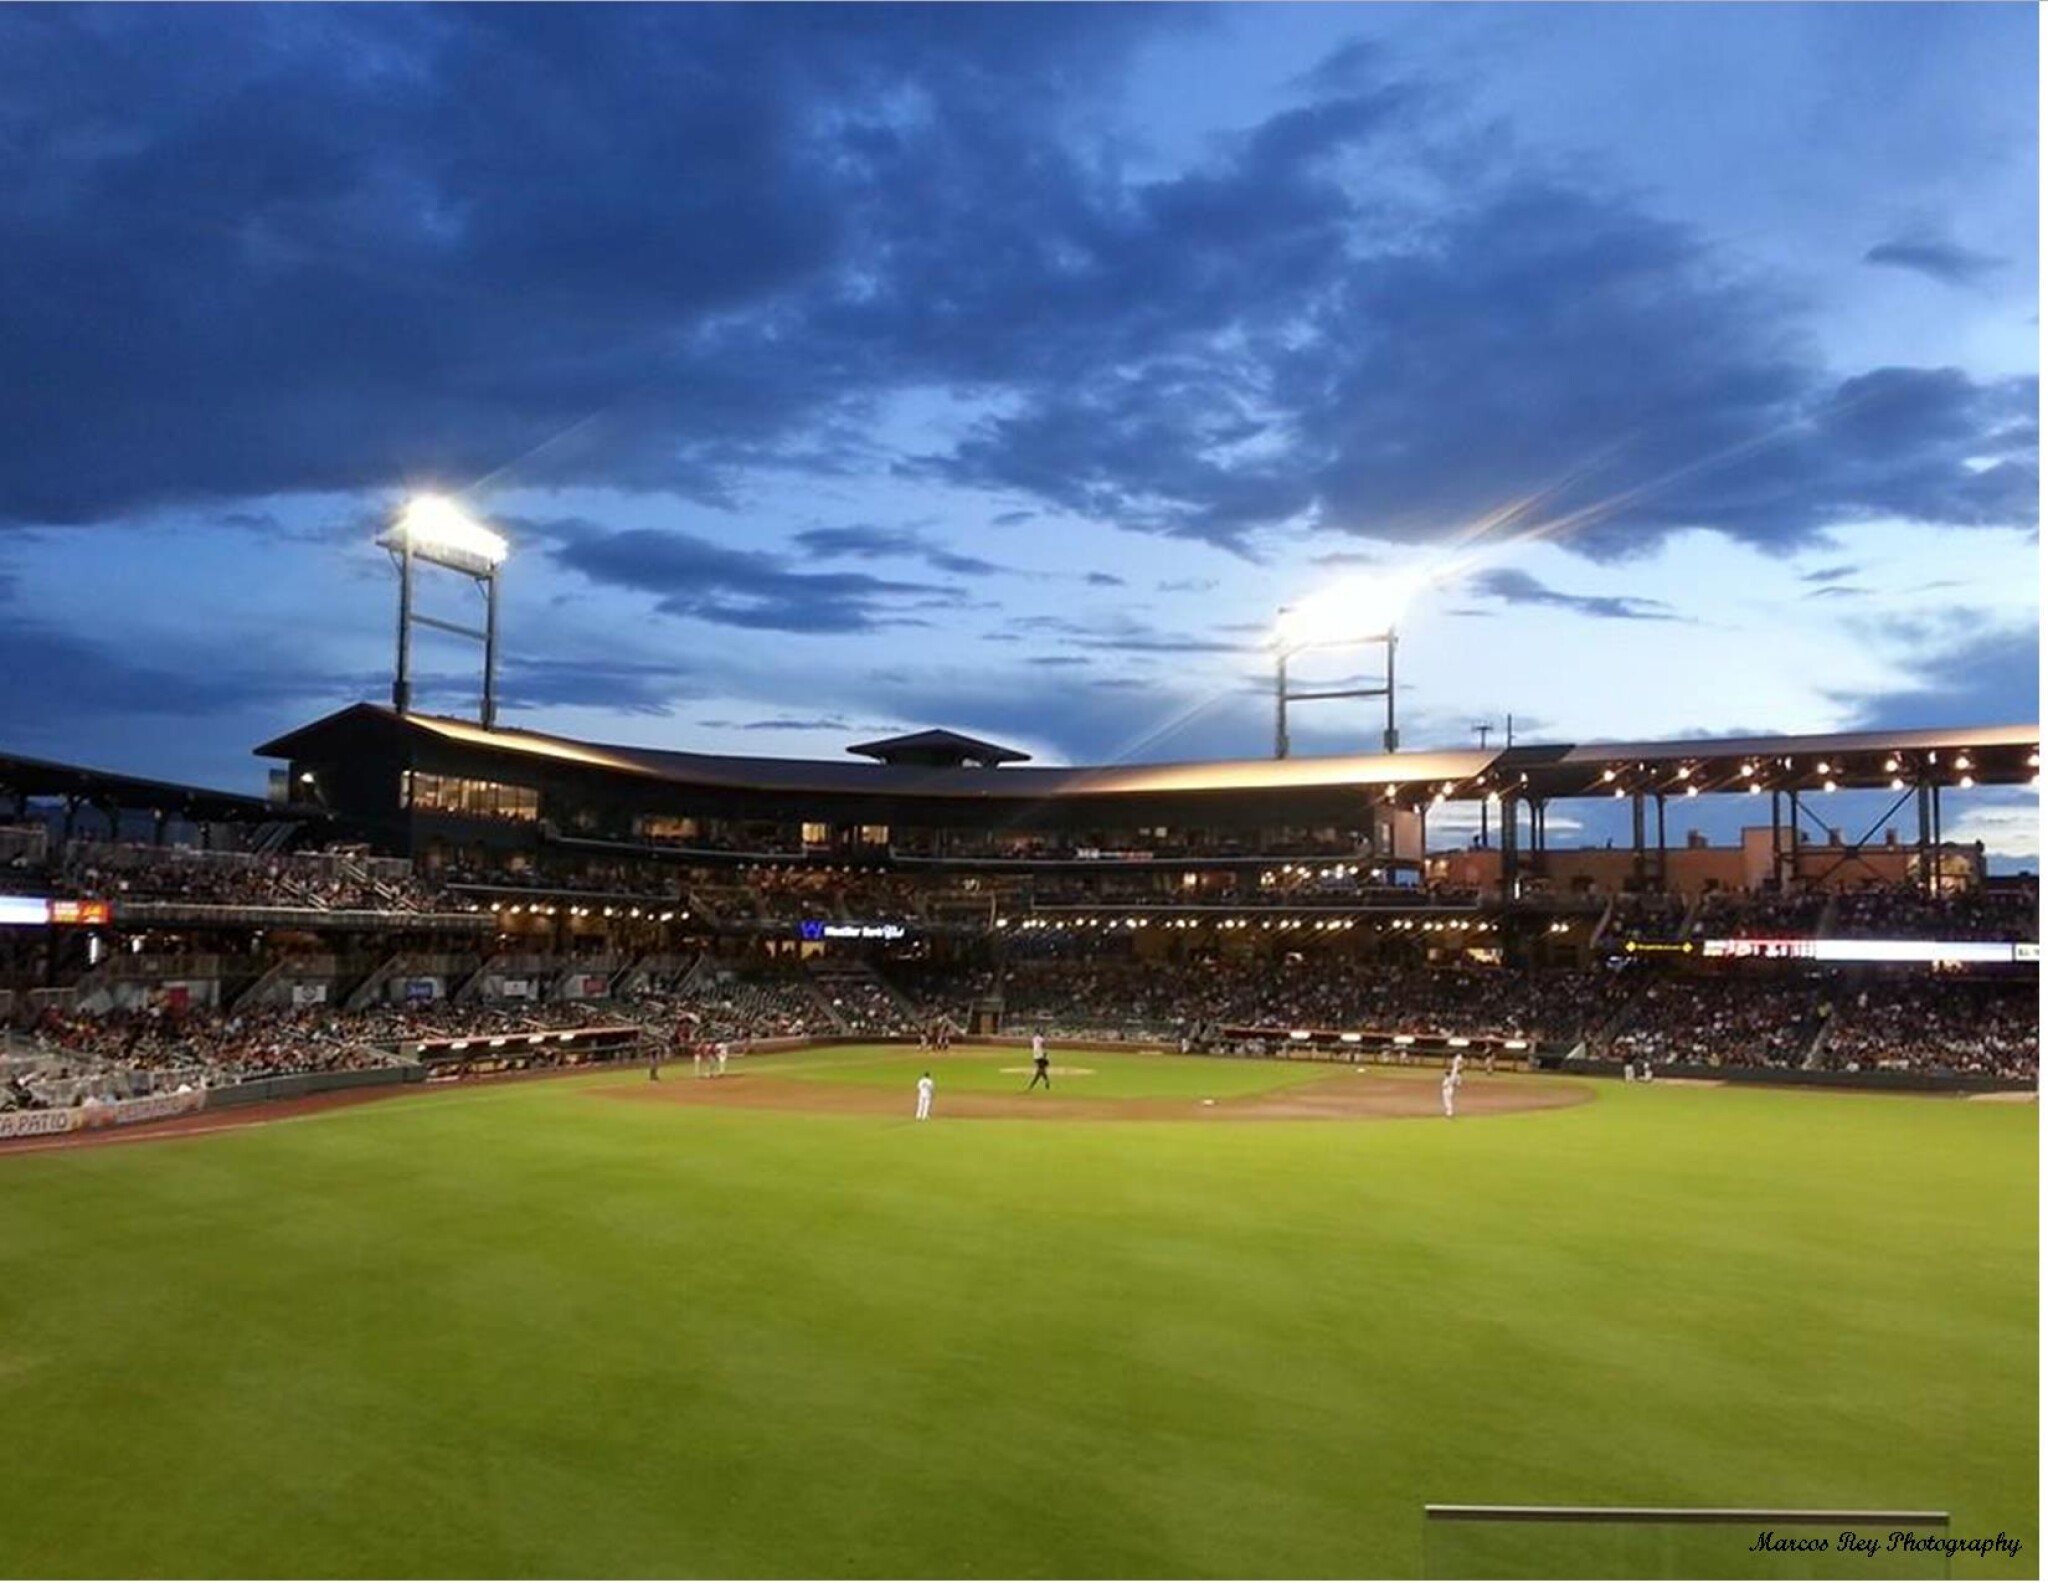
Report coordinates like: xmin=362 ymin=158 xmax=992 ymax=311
xmin=343 ymin=950 xmax=410 ymax=1011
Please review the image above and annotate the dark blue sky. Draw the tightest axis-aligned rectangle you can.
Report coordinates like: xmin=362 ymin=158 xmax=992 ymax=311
xmin=0 ymin=4 xmax=2036 ymax=859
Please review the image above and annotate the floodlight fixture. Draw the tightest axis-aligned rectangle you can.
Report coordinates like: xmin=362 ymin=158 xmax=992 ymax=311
xmin=383 ymin=494 xmax=509 ymax=574
xmin=1273 ymin=571 xmax=1419 ymax=653
xmin=1273 ymin=570 xmax=1430 ymax=759
xmin=378 ymin=493 xmax=509 ymax=727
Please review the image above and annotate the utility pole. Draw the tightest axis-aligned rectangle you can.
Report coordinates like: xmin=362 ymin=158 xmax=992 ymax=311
xmin=1472 ymin=722 xmax=1494 ymax=847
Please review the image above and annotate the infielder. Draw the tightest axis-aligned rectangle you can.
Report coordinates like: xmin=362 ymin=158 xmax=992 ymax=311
xmin=915 ymin=1071 xmax=935 ymax=1121
xmin=1442 ymin=1070 xmax=1458 ymax=1119
xmin=715 ymin=1040 xmax=729 ymax=1077
xmin=693 ymin=1042 xmax=705 ymax=1079
xmin=1027 ymin=1033 xmax=1051 ymax=1091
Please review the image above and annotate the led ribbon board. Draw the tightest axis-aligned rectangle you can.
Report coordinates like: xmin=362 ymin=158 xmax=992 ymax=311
xmin=1703 ymin=937 xmax=2028 ymax=964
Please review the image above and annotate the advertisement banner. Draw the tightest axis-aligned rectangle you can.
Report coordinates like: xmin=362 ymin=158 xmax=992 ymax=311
xmin=104 ymin=1089 xmax=206 ymax=1127
xmin=800 ymin=921 xmax=910 ymax=942
xmin=403 ymin=978 xmax=440 ymax=1003
xmin=0 ymin=1108 xmax=78 ymax=1139
xmin=499 ymin=978 xmax=533 ymax=1000
xmin=290 ymin=982 xmax=329 ymax=1007
xmin=0 ymin=896 xmax=48 ymax=928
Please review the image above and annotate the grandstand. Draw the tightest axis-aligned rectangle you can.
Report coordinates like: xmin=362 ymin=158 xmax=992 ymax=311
xmin=0 ymin=710 xmax=2037 ymax=1127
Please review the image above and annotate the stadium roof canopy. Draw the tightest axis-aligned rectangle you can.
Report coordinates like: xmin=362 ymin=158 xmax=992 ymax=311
xmin=256 ymin=703 xmax=2038 ymax=810
xmin=257 ymin=703 xmax=1494 ymax=802
xmin=1495 ymin=723 xmax=2038 ymax=800
xmin=0 ymin=747 xmax=279 ymax=822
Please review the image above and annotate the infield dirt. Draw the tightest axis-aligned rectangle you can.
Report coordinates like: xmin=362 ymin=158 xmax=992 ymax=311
xmin=602 ymin=1065 xmax=1594 ymax=1122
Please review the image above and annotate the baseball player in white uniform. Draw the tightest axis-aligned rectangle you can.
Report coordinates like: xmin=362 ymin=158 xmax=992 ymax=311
xmin=714 ymin=1040 xmax=729 ymax=1077
xmin=1027 ymin=1033 xmax=1052 ymax=1091
xmin=1442 ymin=1071 xmax=1458 ymax=1119
xmin=915 ymin=1071 xmax=935 ymax=1121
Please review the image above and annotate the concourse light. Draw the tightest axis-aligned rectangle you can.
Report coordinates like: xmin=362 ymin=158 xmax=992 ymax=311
xmin=1956 ymin=754 xmax=1973 ymax=771
xmin=1959 ymin=775 xmax=1975 ymax=790
xmin=1822 ymin=779 xmax=1837 ymax=794
xmin=1884 ymin=757 xmax=1899 ymax=773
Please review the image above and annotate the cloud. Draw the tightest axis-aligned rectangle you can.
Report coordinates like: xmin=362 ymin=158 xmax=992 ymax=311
xmin=1466 ymin=567 xmax=1680 ymax=622
xmin=1156 ymin=577 xmax=1217 ymax=593
xmin=1864 ymin=236 xmax=2007 ymax=287
xmin=490 ymin=656 xmax=703 ymax=716
xmin=791 ymin=523 xmax=1007 ymax=577
xmin=1800 ymin=563 xmax=1858 ymax=584
xmin=1826 ymin=612 xmax=2038 ymax=733
xmin=543 ymin=517 xmax=957 ymax=632
xmin=1013 ymin=612 xmax=1251 ymax=655
xmin=0 ymin=10 xmax=2029 ymax=576
xmin=695 ymin=716 xmax=853 ymax=733
xmin=0 ymin=619 xmax=348 ymax=734
xmin=1942 ymin=798 xmax=2041 ymax=866
xmin=0 ymin=6 xmax=1168 ymax=527
xmin=1084 ymin=571 xmax=1126 ymax=588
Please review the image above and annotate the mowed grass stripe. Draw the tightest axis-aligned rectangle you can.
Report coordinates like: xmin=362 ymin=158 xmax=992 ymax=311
xmin=0 ymin=1073 xmax=2033 ymax=1577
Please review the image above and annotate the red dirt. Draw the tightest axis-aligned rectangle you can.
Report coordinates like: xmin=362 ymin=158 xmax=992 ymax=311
xmin=597 ymin=1064 xmax=1593 ymax=1123
xmin=0 ymin=1056 xmax=1592 ymax=1157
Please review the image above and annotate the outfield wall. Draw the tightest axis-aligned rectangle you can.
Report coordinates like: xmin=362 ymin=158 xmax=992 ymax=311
xmin=205 ymin=1065 xmax=423 ymax=1109
xmin=1556 ymin=1055 xmax=2034 ymax=1096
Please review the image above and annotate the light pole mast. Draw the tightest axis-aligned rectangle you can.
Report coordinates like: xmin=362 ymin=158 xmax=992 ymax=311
xmin=1472 ymin=722 xmax=1493 ymax=846
xmin=378 ymin=496 xmax=511 ymax=728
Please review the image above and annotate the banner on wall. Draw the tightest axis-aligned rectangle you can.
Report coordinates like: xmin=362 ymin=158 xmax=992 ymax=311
xmin=0 ymin=1087 xmax=206 ymax=1143
xmin=0 ymin=1108 xmax=77 ymax=1139
xmin=291 ymin=983 xmax=329 ymax=1007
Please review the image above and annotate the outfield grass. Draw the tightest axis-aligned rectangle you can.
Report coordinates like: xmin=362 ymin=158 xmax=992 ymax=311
xmin=0 ymin=1052 xmax=2033 ymax=1578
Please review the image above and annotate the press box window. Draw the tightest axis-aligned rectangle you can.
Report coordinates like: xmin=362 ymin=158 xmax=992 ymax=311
xmin=404 ymin=772 xmax=540 ymax=821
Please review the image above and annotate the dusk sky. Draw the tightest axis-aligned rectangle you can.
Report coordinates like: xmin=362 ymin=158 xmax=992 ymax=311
xmin=1 ymin=5 xmax=2037 ymax=861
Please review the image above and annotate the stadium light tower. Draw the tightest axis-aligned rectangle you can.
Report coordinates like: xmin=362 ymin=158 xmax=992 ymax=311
xmin=376 ymin=495 xmax=509 ymax=728
xmin=1273 ymin=572 xmax=1417 ymax=758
